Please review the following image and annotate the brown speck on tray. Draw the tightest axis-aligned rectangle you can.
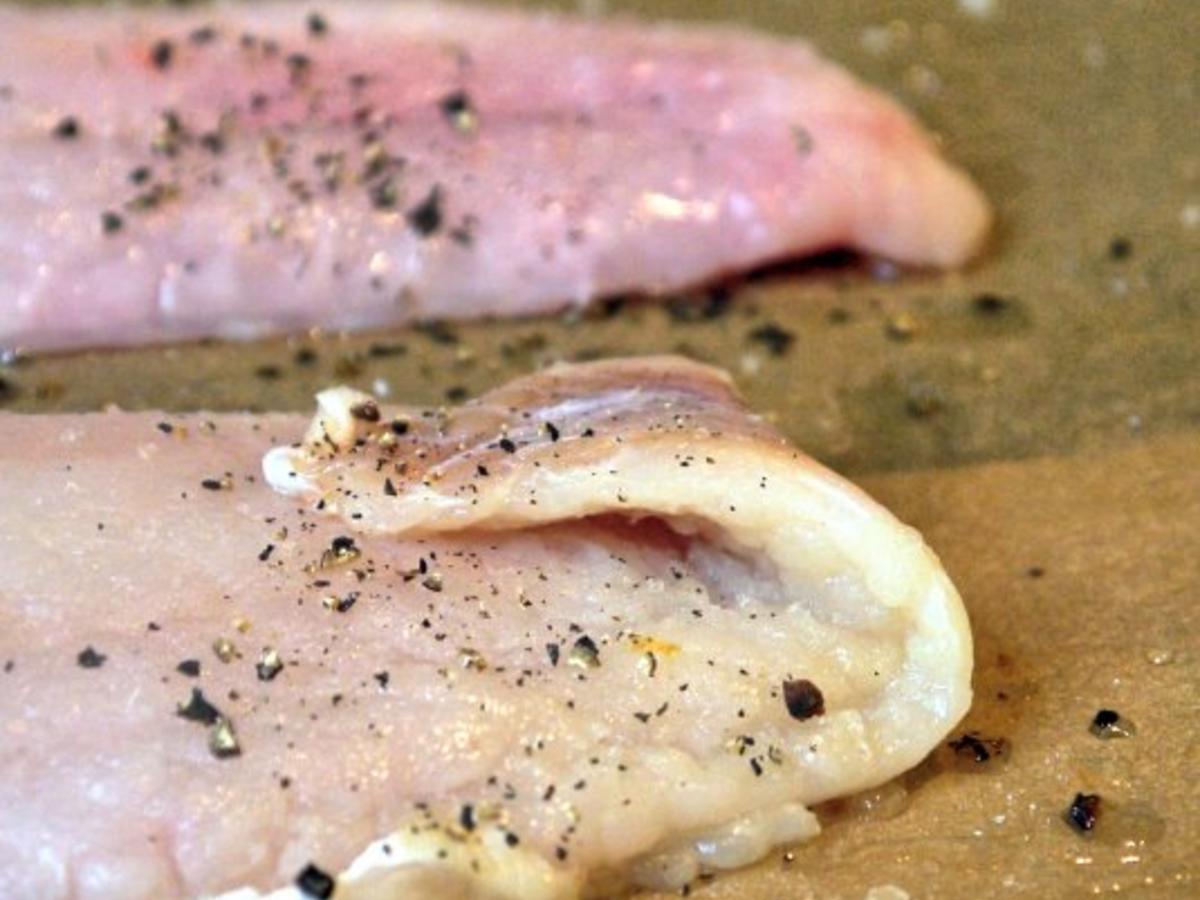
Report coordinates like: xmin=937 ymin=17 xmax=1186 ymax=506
xmin=746 ymin=322 xmax=794 ymax=356
xmin=947 ymin=732 xmax=1010 ymax=764
xmin=1065 ymin=792 xmax=1102 ymax=833
xmin=904 ymin=383 xmax=944 ymax=418
xmin=972 ymin=292 xmax=1009 ymax=315
xmin=0 ymin=376 xmax=16 ymax=405
xmin=1089 ymin=708 xmax=1136 ymax=739
xmin=1108 ymin=236 xmax=1132 ymax=260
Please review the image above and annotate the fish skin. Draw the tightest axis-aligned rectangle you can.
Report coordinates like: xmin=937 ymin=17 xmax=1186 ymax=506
xmin=0 ymin=3 xmax=989 ymax=353
xmin=0 ymin=358 xmax=971 ymax=898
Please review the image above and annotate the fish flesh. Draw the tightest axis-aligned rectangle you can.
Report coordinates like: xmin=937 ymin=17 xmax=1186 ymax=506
xmin=0 ymin=357 xmax=971 ymax=898
xmin=0 ymin=3 xmax=990 ymax=353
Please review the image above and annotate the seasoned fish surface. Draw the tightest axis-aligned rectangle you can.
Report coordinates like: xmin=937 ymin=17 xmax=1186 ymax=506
xmin=0 ymin=358 xmax=971 ymax=898
xmin=0 ymin=2 xmax=989 ymax=352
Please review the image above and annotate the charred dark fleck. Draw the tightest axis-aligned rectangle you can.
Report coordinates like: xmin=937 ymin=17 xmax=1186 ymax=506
xmin=1066 ymin=792 xmax=1102 ymax=832
xmin=504 ymin=831 xmax=520 ymax=847
xmin=373 ymin=671 xmax=390 ymax=689
xmin=390 ymin=419 xmax=410 ymax=436
xmin=156 ymin=421 xmax=174 ymax=434
xmin=100 ymin=211 xmax=124 ymax=235
xmin=177 ymin=687 xmax=222 ymax=725
xmin=406 ymin=186 xmax=444 ymax=236
xmin=294 ymin=347 xmax=319 ymax=366
xmin=782 ymin=678 xmax=824 ymax=720
xmin=150 ymin=39 xmax=174 ymax=70
xmin=445 ymin=386 xmax=468 ymax=403
xmin=333 ymin=592 xmax=358 ymax=613
xmin=383 ymin=478 xmax=398 ymax=496
xmin=258 ymin=543 xmax=275 ymax=562
xmin=176 ymin=659 xmax=201 ymax=678
xmin=499 ymin=437 xmax=516 ymax=454
xmin=459 ymin=804 xmax=476 ymax=831
xmin=200 ymin=478 xmax=224 ymax=491
xmin=1108 ymin=237 xmax=1132 ymax=261
xmin=52 ymin=116 xmax=80 ymax=139
xmin=546 ymin=643 xmax=560 ymax=666
xmin=476 ymin=464 xmax=490 ymax=477
xmin=254 ymin=364 xmax=282 ymax=381
xmin=77 ymin=646 xmax=106 ymax=669
xmin=545 ymin=422 xmax=560 ymax=442
xmin=747 ymin=323 xmax=794 ymax=356
xmin=295 ymin=862 xmax=336 ymax=899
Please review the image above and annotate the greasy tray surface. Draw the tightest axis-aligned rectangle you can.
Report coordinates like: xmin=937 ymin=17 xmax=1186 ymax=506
xmin=3 ymin=0 xmax=1198 ymax=897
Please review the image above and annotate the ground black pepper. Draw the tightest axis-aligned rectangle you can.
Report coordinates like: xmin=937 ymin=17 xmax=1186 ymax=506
xmin=782 ymin=678 xmax=824 ymax=720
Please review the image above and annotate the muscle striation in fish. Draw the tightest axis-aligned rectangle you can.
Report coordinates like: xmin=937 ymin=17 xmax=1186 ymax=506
xmin=0 ymin=357 xmax=971 ymax=898
xmin=0 ymin=3 xmax=990 ymax=352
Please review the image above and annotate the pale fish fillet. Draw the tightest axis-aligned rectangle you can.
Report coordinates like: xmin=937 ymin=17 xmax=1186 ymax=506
xmin=0 ymin=357 xmax=972 ymax=898
xmin=0 ymin=2 xmax=990 ymax=353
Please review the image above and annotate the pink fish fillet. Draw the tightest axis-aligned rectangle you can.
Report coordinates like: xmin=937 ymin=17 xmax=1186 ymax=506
xmin=0 ymin=3 xmax=990 ymax=353
xmin=0 ymin=357 xmax=972 ymax=899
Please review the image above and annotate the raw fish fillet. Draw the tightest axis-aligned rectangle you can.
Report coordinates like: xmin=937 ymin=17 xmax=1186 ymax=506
xmin=0 ymin=2 xmax=990 ymax=353
xmin=0 ymin=357 xmax=971 ymax=899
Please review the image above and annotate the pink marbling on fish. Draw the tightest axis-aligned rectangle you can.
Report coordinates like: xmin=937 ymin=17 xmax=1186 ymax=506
xmin=0 ymin=2 xmax=989 ymax=352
